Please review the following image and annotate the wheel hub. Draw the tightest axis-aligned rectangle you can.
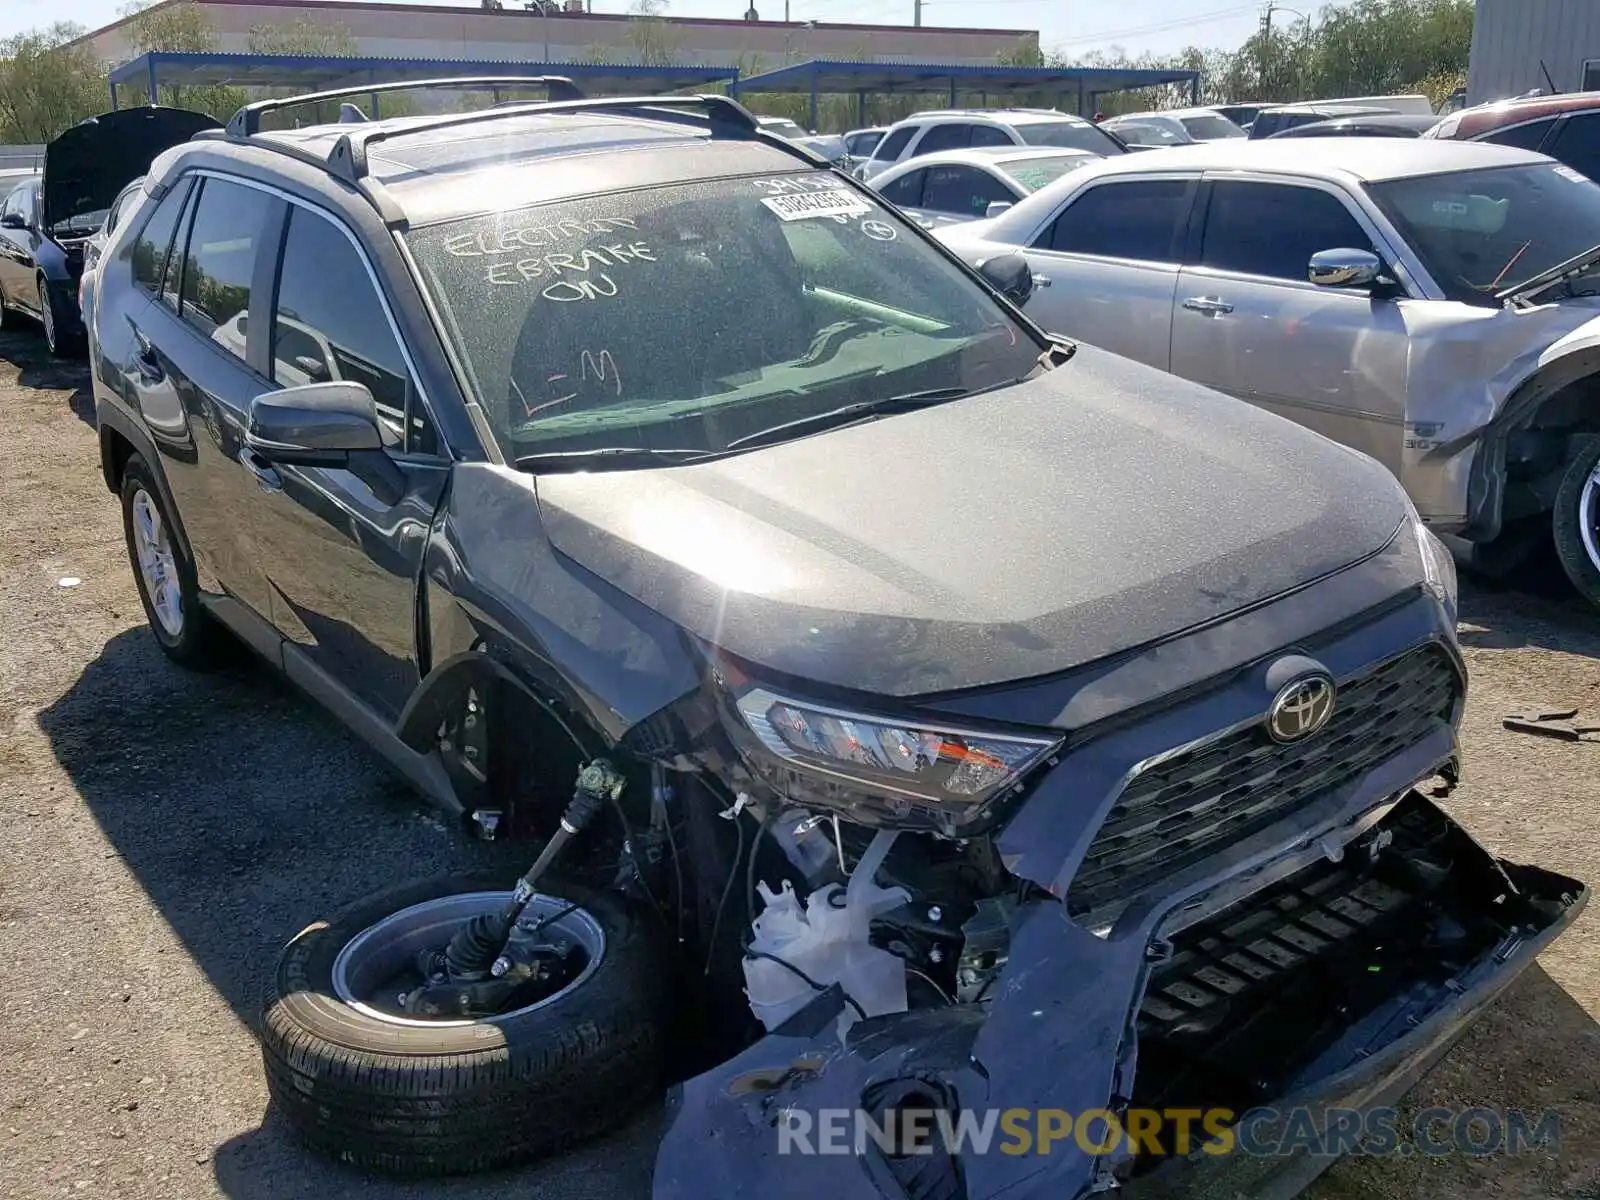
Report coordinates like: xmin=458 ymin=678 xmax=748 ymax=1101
xmin=331 ymin=892 xmax=606 ymax=1027
xmin=130 ymin=489 xmax=183 ymax=636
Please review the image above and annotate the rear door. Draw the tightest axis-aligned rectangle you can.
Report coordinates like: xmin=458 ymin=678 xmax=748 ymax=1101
xmin=1168 ymin=177 xmax=1410 ymax=473
xmin=240 ymin=200 xmax=448 ymax=716
xmin=0 ymin=182 xmax=33 ymax=304
xmin=1019 ymin=174 xmax=1197 ymax=367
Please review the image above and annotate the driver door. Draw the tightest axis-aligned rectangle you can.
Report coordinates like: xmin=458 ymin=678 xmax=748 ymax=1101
xmin=1168 ymin=177 xmax=1411 ymax=475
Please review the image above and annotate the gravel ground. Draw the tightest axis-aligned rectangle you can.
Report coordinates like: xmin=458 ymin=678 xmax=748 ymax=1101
xmin=0 ymin=329 xmax=1596 ymax=1200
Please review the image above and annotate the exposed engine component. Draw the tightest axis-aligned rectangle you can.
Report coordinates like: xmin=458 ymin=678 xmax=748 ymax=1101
xmin=955 ymin=896 xmax=1015 ymax=1004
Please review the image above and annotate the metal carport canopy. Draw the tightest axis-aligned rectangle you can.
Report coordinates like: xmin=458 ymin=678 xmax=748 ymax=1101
xmin=732 ymin=58 xmax=1201 ymax=126
xmin=107 ymin=51 xmax=739 ymax=109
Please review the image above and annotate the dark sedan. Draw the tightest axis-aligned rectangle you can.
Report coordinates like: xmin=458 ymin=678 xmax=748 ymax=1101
xmin=0 ymin=106 xmax=218 ymax=356
xmin=1271 ymin=112 xmax=1443 ymax=139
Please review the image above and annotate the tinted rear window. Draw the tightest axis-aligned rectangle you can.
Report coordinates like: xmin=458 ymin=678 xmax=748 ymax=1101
xmin=1016 ymin=120 xmax=1126 ymax=154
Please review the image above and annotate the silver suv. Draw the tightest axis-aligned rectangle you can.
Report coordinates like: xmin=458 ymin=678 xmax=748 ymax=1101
xmin=939 ymin=136 xmax=1600 ymax=607
xmin=854 ymin=107 xmax=1126 ymax=181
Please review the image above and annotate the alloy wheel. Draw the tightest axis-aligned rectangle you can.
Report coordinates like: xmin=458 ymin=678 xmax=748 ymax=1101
xmin=38 ymin=282 xmax=55 ymax=353
xmin=1580 ymin=463 xmax=1600 ymax=576
xmin=130 ymin=489 xmax=183 ymax=637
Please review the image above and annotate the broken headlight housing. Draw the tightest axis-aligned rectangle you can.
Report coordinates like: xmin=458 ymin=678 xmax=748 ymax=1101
xmin=730 ymin=685 xmax=1062 ymax=830
xmin=1405 ymin=497 xmax=1458 ymax=621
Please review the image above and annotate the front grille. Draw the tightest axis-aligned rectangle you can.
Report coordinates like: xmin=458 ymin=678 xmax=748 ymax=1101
xmin=1067 ymin=645 xmax=1459 ymax=918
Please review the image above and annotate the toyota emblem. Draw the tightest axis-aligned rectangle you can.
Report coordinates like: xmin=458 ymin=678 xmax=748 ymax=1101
xmin=1267 ymin=673 xmax=1336 ymax=742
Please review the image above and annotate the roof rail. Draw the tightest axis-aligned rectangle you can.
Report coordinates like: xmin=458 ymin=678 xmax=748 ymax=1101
xmin=225 ymin=75 xmax=585 ymax=137
xmin=322 ymin=93 xmax=767 ymax=183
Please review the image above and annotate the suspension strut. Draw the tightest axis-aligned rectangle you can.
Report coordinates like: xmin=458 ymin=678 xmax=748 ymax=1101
xmin=442 ymin=758 xmax=626 ymax=980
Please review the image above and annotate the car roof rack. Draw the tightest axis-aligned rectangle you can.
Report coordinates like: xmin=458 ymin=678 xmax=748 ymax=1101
xmin=225 ymin=75 xmax=587 ymax=137
xmin=321 ymin=93 xmax=770 ymax=184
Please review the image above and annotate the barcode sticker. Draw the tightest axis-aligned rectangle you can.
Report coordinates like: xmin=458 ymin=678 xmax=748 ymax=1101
xmin=760 ymin=189 xmax=872 ymax=221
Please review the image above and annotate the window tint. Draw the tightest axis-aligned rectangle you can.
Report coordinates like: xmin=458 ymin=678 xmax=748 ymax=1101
xmin=873 ymin=126 xmax=915 ymax=161
xmin=1200 ymin=181 xmax=1373 ymax=281
xmin=177 ymin=177 xmax=274 ymax=345
xmin=130 ymin=176 xmax=192 ymax=301
xmin=273 ymin=205 xmax=435 ymax=454
xmin=1543 ymin=114 xmax=1600 ymax=182
xmin=1040 ymin=179 xmax=1191 ymax=262
xmin=877 ymin=168 xmax=926 ymax=208
xmin=1481 ymin=118 xmax=1554 ymax=152
xmin=968 ymin=125 xmax=1014 ymax=147
xmin=913 ymin=124 xmax=972 ymax=155
xmin=921 ymin=165 xmax=1016 ymax=218
xmin=1016 ymin=120 xmax=1126 ymax=154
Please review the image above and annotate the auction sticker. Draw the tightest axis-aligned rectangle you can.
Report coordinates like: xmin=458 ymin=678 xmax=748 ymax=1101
xmin=761 ymin=189 xmax=872 ymax=221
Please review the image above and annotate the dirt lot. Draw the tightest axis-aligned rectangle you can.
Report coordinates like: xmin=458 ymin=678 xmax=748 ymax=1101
xmin=0 ymin=328 xmax=1596 ymax=1200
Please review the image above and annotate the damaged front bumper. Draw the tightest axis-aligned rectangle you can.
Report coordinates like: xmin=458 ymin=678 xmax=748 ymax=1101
xmin=653 ymin=791 xmax=1585 ymax=1200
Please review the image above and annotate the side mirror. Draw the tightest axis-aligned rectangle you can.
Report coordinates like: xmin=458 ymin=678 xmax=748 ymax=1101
xmin=1309 ymin=247 xmax=1382 ymax=289
xmin=246 ymin=381 xmax=387 ymax=467
xmin=0 ymin=212 xmax=26 ymax=230
xmin=984 ymin=200 xmax=1014 ymax=219
xmin=975 ymin=252 xmax=1034 ymax=307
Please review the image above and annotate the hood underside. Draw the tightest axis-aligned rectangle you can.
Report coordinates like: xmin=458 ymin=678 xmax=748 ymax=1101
xmin=536 ymin=346 xmax=1408 ymax=697
xmin=43 ymin=107 xmax=220 ymax=233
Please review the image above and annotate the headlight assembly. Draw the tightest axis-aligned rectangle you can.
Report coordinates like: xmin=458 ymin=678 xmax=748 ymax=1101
xmin=730 ymin=685 xmax=1061 ymax=826
xmin=1406 ymin=499 xmax=1458 ymax=619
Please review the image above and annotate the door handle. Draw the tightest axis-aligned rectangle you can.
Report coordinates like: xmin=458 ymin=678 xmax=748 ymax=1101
xmin=128 ymin=324 xmax=164 ymax=381
xmin=239 ymin=447 xmax=283 ymax=494
xmin=1033 ymin=273 xmax=1052 ymax=288
xmin=1182 ymin=296 xmax=1234 ymax=315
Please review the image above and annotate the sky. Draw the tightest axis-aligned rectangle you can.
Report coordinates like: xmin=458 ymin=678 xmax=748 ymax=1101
xmin=0 ymin=0 xmax=1279 ymax=59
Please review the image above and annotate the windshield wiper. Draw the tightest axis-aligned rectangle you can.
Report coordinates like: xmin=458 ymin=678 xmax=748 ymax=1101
xmin=512 ymin=446 xmax=713 ymax=472
xmin=723 ymin=386 xmax=977 ymax=452
xmin=1497 ymin=242 xmax=1600 ymax=305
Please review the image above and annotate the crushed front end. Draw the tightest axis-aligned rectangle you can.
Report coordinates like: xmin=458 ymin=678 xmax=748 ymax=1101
xmin=652 ymin=538 xmax=1587 ymax=1200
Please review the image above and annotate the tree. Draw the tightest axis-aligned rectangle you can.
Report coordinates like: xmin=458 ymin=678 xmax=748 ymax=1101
xmin=118 ymin=0 xmax=247 ymax=118
xmin=246 ymin=16 xmax=360 ymax=57
xmin=0 ymin=23 xmax=105 ymax=143
xmin=626 ymin=0 xmax=680 ymax=68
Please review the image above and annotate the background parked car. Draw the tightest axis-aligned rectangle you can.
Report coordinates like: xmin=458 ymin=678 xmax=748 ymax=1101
xmin=1103 ymin=116 xmax=1198 ymax=149
xmin=1213 ymin=102 xmax=1268 ymax=130
xmin=78 ymin=176 xmax=146 ymax=364
xmin=936 ymin=138 xmax=1600 ymax=606
xmin=1248 ymin=103 xmax=1396 ymax=138
xmin=1426 ymin=91 xmax=1600 ymax=182
xmin=842 ymin=126 xmax=887 ymax=159
xmin=871 ymin=146 xmax=1101 ymax=226
xmin=1270 ymin=112 xmax=1443 ymax=138
xmin=854 ymin=108 xmax=1126 ymax=181
xmin=754 ymin=115 xmax=847 ymax=163
xmin=0 ymin=106 xmax=218 ymax=356
xmin=1107 ymin=107 xmax=1247 ymax=143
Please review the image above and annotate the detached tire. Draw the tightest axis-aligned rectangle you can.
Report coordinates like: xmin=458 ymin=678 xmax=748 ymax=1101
xmin=262 ymin=873 xmax=666 ymax=1176
xmin=1552 ymin=434 xmax=1600 ymax=609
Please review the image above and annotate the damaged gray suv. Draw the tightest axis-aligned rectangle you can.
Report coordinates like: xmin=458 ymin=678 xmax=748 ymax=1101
xmin=89 ymin=79 xmax=1586 ymax=1198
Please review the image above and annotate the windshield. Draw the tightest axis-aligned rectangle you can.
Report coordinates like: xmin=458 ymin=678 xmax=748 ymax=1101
xmin=762 ymin=119 xmax=809 ymax=139
xmin=1366 ymin=163 xmax=1600 ymax=304
xmin=407 ymin=173 xmax=1042 ymax=463
xmin=1016 ymin=120 xmax=1126 ymax=155
xmin=1113 ymin=121 xmax=1188 ymax=146
xmin=1180 ymin=114 xmax=1245 ymax=140
xmin=1000 ymin=154 xmax=1096 ymax=191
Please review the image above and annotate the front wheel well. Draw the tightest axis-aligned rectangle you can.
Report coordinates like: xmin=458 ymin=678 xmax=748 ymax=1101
xmin=100 ymin=425 xmax=136 ymax=494
xmin=1501 ymin=372 xmax=1600 ymax=523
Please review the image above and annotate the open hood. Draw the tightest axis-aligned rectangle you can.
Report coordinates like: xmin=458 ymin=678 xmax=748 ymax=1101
xmin=42 ymin=107 xmax=220 ymax=235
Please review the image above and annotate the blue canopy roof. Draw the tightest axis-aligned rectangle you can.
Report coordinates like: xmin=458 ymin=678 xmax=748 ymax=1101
xmin=108 ymin=51 xmax=737 ymax=104
xmin=733 ymin=58 xmax=1200 ymax=111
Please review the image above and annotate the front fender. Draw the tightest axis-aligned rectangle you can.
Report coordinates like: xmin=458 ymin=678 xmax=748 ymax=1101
xmin=417 ymin=463 xmax=702 ymax=746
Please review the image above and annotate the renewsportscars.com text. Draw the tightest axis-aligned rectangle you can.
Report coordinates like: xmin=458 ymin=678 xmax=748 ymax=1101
xmin=776 ymin=1105 xmax=1560 ymax=1159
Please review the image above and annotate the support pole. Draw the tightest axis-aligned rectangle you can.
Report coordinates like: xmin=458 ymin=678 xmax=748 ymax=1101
xmin=109 ymin=79 xmax=119 ymax=111
xmin=948 ymin=77 xmax=956 ymax=107
xmin=1191 ymin=73 xmax=1200 ymax=105
xmin=1076 ymin=77 xmax=1084 ymax=116
xmin=857 ymin=88 xmax=865 ymax=124
xmin=147 ymin=56 xmax=158 ymax=107
xmin=809 ymin=70 xmax=818 ymax=132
